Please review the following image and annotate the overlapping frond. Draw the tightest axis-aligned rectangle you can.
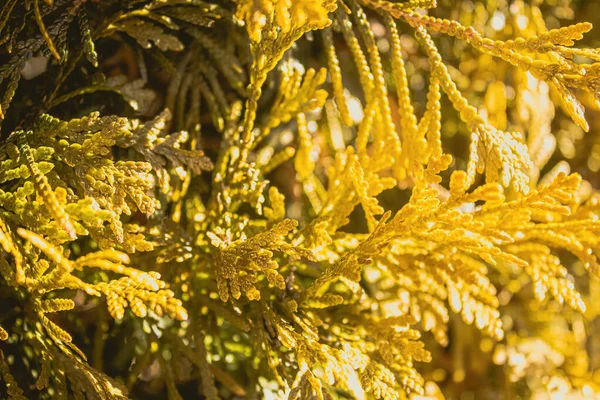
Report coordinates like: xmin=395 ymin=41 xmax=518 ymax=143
xmin=0 ymin=0 xmax=599 ymax=399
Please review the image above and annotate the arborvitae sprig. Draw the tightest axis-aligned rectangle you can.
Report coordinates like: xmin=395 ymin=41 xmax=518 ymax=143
xmin=0 ymin=0 xmax=600 ymax=399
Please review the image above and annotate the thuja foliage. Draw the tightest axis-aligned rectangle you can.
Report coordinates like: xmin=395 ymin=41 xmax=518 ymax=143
xmin=0 ymin=0 xmax=600 ymax=398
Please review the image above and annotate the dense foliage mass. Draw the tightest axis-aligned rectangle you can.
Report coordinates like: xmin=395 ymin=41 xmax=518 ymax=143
xmin=0 ymin=0 xmax=600 ymax=398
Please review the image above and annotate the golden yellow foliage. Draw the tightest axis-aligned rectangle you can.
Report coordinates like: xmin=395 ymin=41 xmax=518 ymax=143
xmin=0 ymin=0 xmax=600 ymax=399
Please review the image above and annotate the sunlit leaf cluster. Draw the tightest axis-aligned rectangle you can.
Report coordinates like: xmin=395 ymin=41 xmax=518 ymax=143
xmin=0 ymin=0 xmax=599 ymax=399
